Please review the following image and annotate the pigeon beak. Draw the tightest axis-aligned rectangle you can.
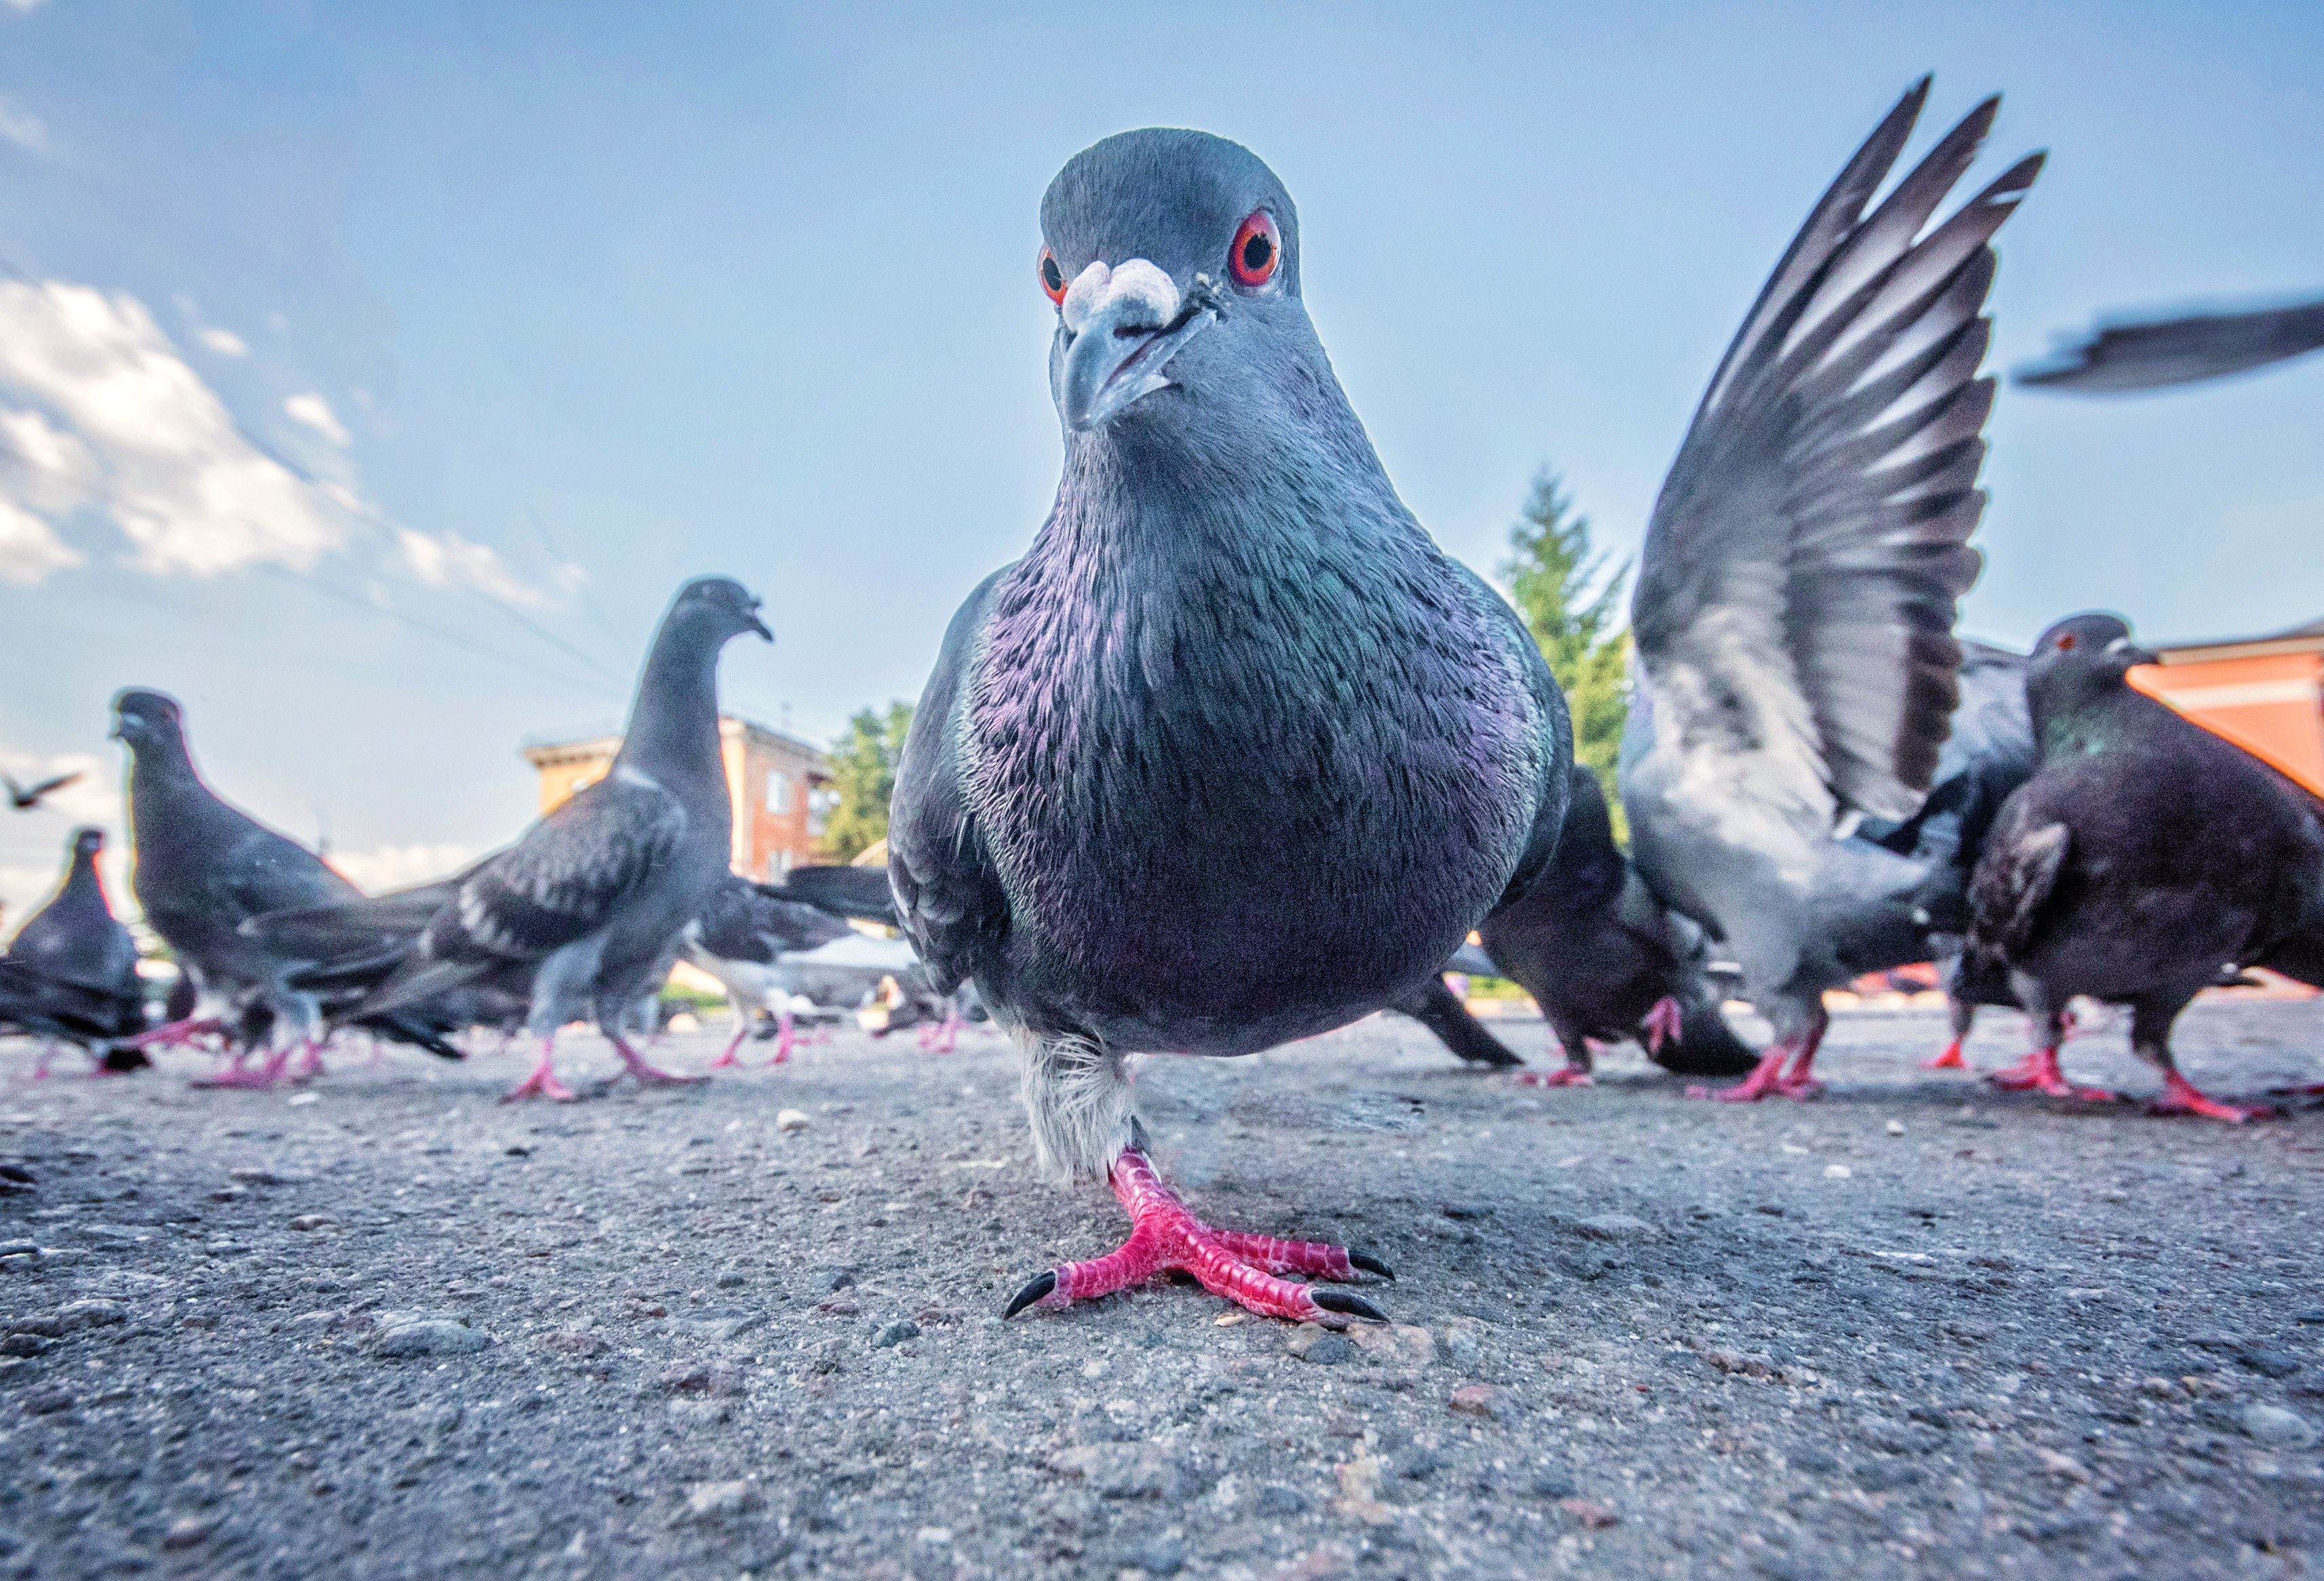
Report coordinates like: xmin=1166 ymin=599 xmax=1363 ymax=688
xmin=747 ymin=609 xmax=774 ymax=643
xmin=1055 ymin=259 xmax=1220 ymax=432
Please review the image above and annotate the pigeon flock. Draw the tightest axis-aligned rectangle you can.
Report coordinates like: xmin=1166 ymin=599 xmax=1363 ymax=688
xmin=3 ymin=79 xmax=2320 ymax=1334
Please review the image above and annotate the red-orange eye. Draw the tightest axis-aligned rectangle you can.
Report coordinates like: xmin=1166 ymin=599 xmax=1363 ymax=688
xmin=1038 ymin=248 xmax=1066 ymax=305
xmin=1229 ymin=210 xmax=1280 ymax=288
xmin=2057 ymin=632 xmax=2078 ymax=651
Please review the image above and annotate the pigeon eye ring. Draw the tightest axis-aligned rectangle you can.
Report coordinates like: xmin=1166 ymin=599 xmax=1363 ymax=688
xmin=1229 ymin=210 xmax=1279 ymax=289
xmin=1038 ymin=247 xmax=1066 ymax=304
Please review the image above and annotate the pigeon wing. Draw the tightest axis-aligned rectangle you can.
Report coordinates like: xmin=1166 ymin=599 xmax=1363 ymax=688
xmin=1968 ymin=811 xmax=2069 ymax=961
xmin=889 ymin=569 xmax=1015 ymax=998
xmin=2017 ymin=298 xmax=2324 ymax=393
xmin=435 ymin=774 xmax=690 ymax=964
xmin=1632 ymin=82 xmax=2042 ymax=837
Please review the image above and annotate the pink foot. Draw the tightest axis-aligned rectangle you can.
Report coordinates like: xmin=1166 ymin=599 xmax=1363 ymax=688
xmin=123 ymin=1015 xmax=225 ymax=1052
xmin=1005 ymin=1148 xmax=1391 ymax=1324
xmin=1986 ymin=1046 xmax=2116 ymax=1102
xmin=1690 ymin=1035 xmax=1822 ymax=1103
xmin=1641 ymin=996 xmax=1684 ymax=1055
xmin=609 ymin=1033 xmax=703 ymax=1088
xmin=919 ymin=1011 xmax=962 ymax=1056
xmin=193 ymin=1044 xmax=295 ymax=1090
xmin=501 ymin=1038 xmax=577 ymax=1103
xmin=707 ymin=1025 xmax=749 ymax=1070
xmin=2145 ymin=1071 xmax=2270 ymax=1124
xmin=1514 ymin=1062 xmax=1592 ymax=1088
xmin=1921 ymin=1038 xmax=1967 ymax=1071
xmin=763 ymin=1014 xmax=797 ymax=1067
xmin=290 ymin=1041 xmax=328 ymax=1082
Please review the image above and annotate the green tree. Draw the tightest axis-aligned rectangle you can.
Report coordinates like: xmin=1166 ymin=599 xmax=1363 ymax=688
xmin=819 ymin=701 xmax=915 ymax=863
xmin=1500 ymin=469 xmax=1631 ymax=836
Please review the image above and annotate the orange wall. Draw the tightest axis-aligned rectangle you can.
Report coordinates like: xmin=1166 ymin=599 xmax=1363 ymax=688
xmin=2129 ymin=653 xmax=2324 ymax=799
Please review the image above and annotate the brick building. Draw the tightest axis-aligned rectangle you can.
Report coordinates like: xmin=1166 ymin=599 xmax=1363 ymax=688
xmin=521 ymin=717 xmax=834 ymax=879
xmin=2132 ymin=615 xmax=2324 ymax=798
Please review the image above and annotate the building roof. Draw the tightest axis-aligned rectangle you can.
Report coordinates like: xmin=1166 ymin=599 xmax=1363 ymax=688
xmin=2154 ymin=615 xmax=2324 ymax=666
xmin=519 ymin=715 xmax=831 ymax=767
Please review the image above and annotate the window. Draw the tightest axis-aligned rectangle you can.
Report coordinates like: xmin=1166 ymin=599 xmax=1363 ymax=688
xmin=767 ymin=769 xmax=793 ymax=815
xmin=764 ymin=849 xmax=792 ymax=880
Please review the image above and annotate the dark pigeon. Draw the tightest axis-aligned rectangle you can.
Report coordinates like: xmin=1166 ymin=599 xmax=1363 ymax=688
xmin=682 ymin=873 xmax=857 ymax=1067
xmin=1619 ymin=81 xmax=2043 ymax=1102
xmin=0 ymin=828 xmax=146 ymax=1073
xmin=2017 ymin=297 xmax=2324 ymax=393
xmin=1389 ymin=976 xmax=1526 ymax=1070
xmin=1965 ymin=613 xmax=2324 ymax=1120
xmin=889 ymin=128 xmax=1571 ymax=1325
xmin=3 ymin=770 xmax=83 ymax=812
xmin=1478 ymin=767 xmax=1758 ymax=1084
xmin=111 ymin=689 xmax=363 ymax=1086
xmin=261 ymin=577 xmax=772 ymax=1101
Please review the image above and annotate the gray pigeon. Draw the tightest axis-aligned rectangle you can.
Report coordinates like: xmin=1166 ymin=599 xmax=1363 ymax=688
xmin=682 ymin=872 xmax=863 ymax=1067
xmin=2017 ymin=297 xmax=2324 ymax=392
xmin=288 ymin=577 xmax=771 ymax=1101
xmin=0 ymin=828 xmax=147 ymax=1073
xmin=890 ymin=128 xmax=1572 ymax=1325
xmin=111 ymin=689 xmax=364 ymax=1086
xmin=1966 ymin=613 xmax=2324 ymax=1119
xmin=1619 ymin=81 xmax=2043 ymax=1102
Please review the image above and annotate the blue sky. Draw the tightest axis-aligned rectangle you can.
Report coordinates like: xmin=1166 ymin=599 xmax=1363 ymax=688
xmin=0 ymin=0 xmax=2319 ymax=919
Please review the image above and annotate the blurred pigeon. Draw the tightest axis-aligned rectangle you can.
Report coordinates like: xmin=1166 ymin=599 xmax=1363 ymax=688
xmin=1619 ymin=82 xmax=2042 ymax=1102
xmin=0 ymin=828 xmax=146 ymax=1073
xmin=2017 ymin=297 xmax=2324 ymax=393
xmin=1480 ymin=767 xmax=1758 ymax=1085
xmin=3 ymin=770 xmax=83 ymax=812
xmin=111 ymin=689 xmax=362 ymax=1086
xmin=683 ymin=873 xmax=856 ymax=1067
xmin=891 ymin=128 xmax=1573 ymax=1327
xmin=269 ymin=578 xmax=772 ymax=1101
xmin=1389 ymin=976 xmax=1526 ymax=1069
xmin=1966 ymin=613 xmax=2324 ymax=1120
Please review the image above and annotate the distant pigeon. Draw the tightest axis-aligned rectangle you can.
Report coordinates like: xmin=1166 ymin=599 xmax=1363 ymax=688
xmin=3 ymin=770 xmax=83 ymax=812
xmin=0 ymin=828 xmax=146 ymax=1073
xmin=683 ymin=873 xmax=859 ymax=1066
xmin=112 ymin=689 xmax=364 ymax=1086
xmin=1389 ymin=975 xmax=1527 ymax=1070
xmin=259 ymin=578 xmax=772 ymax=1101
xmin=891 ymin=127 xmax=1572 ymax=1327
xmin=1965 ymin=613 xmax=2324 ymax=1120
xmin=1619 ymin=82 xmax=2042 ymax=1103
xmin=2017 ymin=297 xmax=2324 ymax=393
xmin=1479 ymin=767 xmax=1759 ymax=1085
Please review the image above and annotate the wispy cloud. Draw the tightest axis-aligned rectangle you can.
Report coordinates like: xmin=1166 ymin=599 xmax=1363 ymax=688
xmin=398 ymin=528 xmax=578 ymax=611
xmin=326 ymin=841 xmax=476 ymax=895
xmin=197 ymin=326 xmax=248 ymax=358
xmin=0 ymin=279 xmax=352 ymax=577
xmin=0 ymin=498 xmax=82 ymax=584
xmin=0 ymin=93 xmax=45 ymax=153
xmin=284 ymin=391 xmax=349 ymax=446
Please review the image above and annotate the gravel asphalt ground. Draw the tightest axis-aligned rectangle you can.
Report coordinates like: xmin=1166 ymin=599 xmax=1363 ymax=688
xmin=0 ymin=993 xmax=2319 ymax=1581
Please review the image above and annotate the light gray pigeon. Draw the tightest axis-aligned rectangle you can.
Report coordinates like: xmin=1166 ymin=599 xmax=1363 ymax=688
xmin=2017 ymin=297 xmax=2324 ymax=392
xmin=891 ymin=128 xmax=1572 ymax=1326
xmin=112 ymin=689 xmax=364 ymax=1086
xmin=1619 ymin=81 xmax=2043 ymax=1101
xmin=301 ymin=577 xmax=770 ymax=1101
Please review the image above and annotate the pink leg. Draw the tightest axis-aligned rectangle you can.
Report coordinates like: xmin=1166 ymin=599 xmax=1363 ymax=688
xmin=1006 ymin=1148 xmax=1391 ymax=1324
xmin=2145 ymin=1070 xmax=2270 ymax=1124
xmin=1641 ymin=996 xmax=1684 ymax=1054
xmin=291 ymin=1040 xmax=328 ymax=1082
xmin=1987 ymin=1045 xmax=2116 ymax=1103
xmin=122 ymin=1016 xmax=226 ymax=1052
xmin=607 ymin=1032 xmax=703 ymax=1088
xmin=919 ymin=1010 xmax=962 ymax=1056
xmin=764 ymin=1010 xmax=795 ymax=1067
xmin=194 ymin=1042 xmax=297 ymax=1090
xmin=1514 ymin=1037 xmax=1594 ymax=1088
xmin=1690 ymin=1022 xmax=1825 ymax=1103
xmin=502 ymin=1035 xmax=577 ymax=1103
xmin=1921 ymin=1037 xmax=1967 ymax=1071
xmin=707 ymin=1017 xmax=750 ymax=1070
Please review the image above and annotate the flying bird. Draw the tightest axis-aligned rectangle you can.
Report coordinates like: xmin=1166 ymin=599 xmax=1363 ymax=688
xmin=1965 ymin=613 xmax=2324 ymax=1120
xmin=111 ymin=690 xmax=364 ymax=1086
xmin=1619 ymin=81 xmax=2044 ymax=1103
xmin=0 ymin=828 xmax=146 ymax=1074
xmin=2017 ymin=297 xmax=2324 ymax=393
xmin=4 ymin=770 xmax=83 ymax=812
xmin=891 ymin=126 xmax=1575 ymax=1327
xmin=258 ymin=578 xmax=772 ymax=1101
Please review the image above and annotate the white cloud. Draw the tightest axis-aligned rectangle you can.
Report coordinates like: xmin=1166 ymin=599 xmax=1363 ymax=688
xmin=326 ymin=841 xmax=475 ymax=896
xmin=0 ymin=279 xmax=348 ymax=575
xmin=284 ymin=391 xmax=349 ymax=446
xmin=0 ymin=93 xmax=45 ymax=153
xmin=1 ymin=0 xmax=50 ymax=13
xmin=398 ymin=527 xmax=575 ymax=610
xmin=0 ymin=498 xmax=82 ymax=584
xmin=197 ymin=326 xmax=248 ymax=358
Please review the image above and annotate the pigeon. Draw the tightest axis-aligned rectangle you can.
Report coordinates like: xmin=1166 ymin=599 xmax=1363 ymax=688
xmin=1388 ymin=974 xmax=1527 ymax=1069
xmin=2017 ymin=297 xmax=2324 ymax=393
xmin=682 ymin=873 xmax=859 ymax=1067
xmin=1618 ymin=82 xmax=2043 ymax=1102
xmin=265 ymin=577 xmax=772 ymax=1101
xmin=889 ymin=127 xmax=1573 ymax=1327
xmin=1478 ymin=766 xmax=1759 ymax=1086
xmin=3 ymin=770 xmax=83 ymax=812
xmin=111 ymin=689 xmax=364 ymax=1086
xmin=1965 ymin=613 xmax=2324 ymax=1120
xmin=0 ymin=828 xmax=146 ymax=1073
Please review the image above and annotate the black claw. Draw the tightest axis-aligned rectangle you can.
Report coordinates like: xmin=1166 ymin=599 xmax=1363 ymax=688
xmin=1348 ymin=1251 xmax=1395 ymax=1281
xmin=1313 ymin=1289 xmax=1388 ymax=1323
xmin=1003 ymin=1270 xmax=1057 ymax=1319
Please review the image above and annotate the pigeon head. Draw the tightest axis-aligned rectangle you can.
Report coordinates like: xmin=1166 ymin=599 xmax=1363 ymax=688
xmin=1038 ymin=129 xmax=1333 ymax=442
xmin=2026 ymin=612 xmax=2157 ymax=728
xmin=109 ymin=689 xmax=185 ymax=752
xmin=667 ymin=577 xmax=773 ymax=646
xmin=69 ymin=828 xmax=105 ymax=860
